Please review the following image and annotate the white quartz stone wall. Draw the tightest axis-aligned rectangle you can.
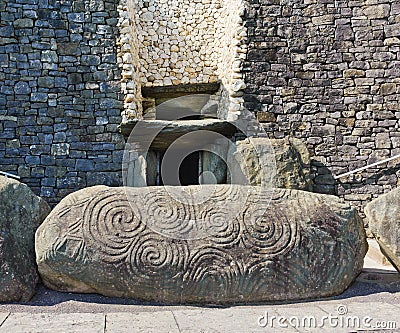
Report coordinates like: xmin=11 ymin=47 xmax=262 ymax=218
xmin=214 ymin=0 xmax=247 ymax=119
xmin=117 ymin=0 xmax=143 ymax=120
xmin=118 ymin=0 xmax=247 ymax=119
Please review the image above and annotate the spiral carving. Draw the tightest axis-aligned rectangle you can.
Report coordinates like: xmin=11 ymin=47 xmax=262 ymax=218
xmin=190 ymin=185 xmax=244 ymax=244
xmin=127 ymin=231 xmax=189 ymax=288
xmin=242 ymin=259 xmax=278 ymax=296
xmin=141 ymin=189 xmax=194 ymax=238
xmin=139 ymin=186 xmax=248 ymax=241
xmin=37 ymin=185 xmax=364 ymax=304
xmin=82 ymin=190 xmax=144 ymax=262
xmin=213 ymin=185 xmax=245 ymax=203
xmin=198 ymin=205 xmax=241 ymax=246
xmin=243 ymin=203 xmax=298 ymax=256
xmin=184 ymin=247 xmax=241 ymax=298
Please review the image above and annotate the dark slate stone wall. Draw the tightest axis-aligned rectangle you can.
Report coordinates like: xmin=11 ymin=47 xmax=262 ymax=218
xmin=243 ymin=0 xmax=400 ymax=214
xmin=0 ymin=0 xmax=125 ymax=206
xmin=1 ymin=0 xmax=400 ymax=213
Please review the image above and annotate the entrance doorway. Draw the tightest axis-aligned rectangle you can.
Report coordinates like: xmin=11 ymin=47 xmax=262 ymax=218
xmin=179 ymin=152 xmax=200 ymax=185
xmin=157 ymin=151 xmax=200 ymax=186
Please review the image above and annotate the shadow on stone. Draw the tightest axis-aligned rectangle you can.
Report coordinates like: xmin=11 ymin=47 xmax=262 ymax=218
xmin=310 ymin=160 xmax=338 ymax=195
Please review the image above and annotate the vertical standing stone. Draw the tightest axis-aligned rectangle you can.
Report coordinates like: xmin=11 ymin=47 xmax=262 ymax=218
xmin=0 ymin=176 xmax=50 ymax=302
xmin=365 ymin=188 xmax=400 ymax=271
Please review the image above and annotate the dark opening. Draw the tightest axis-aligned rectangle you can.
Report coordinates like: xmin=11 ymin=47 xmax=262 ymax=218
xmin=180 ymin=115 xmax=201 ymax=120
xmin=141 ymin=83 xmax=220 ymax=120
xmin=179 ymin=152 xmax=200 ymax=185
xmin=141 ymin=82 xmax=220 ymax=102
xmin=157 ymin=151 xmax=200 ymax=186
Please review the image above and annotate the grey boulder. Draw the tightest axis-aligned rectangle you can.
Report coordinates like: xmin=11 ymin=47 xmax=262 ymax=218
xmin=0 ymin=176 xmax=50 ymax=302
xmin=228 ymin=137 xmax=312 ymax=191
xmin=36 ymin=185 xmax=366 ymax=304
xmin=365 ymin=188 xmax=400 ymax=271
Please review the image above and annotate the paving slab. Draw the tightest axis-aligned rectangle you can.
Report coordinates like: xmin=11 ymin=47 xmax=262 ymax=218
xmin=106 ymin=311 xmax=179 ymax=333
xmin=0 ymin=313 xmax=9 ymax=327
xmin=321 ymin=302 xmax=400 ymax=331
xmin=317 ymin=302 xmax=400 ymax=332
xmin=172 ymin=307 xmax=300 ymax=333
xmin=0 ymin=313 xmax=105 ymax=333
xmin=272 ymin=306 xmax=342 ymax=333
xmin=0 ymin=265 xmax=397 ymax=333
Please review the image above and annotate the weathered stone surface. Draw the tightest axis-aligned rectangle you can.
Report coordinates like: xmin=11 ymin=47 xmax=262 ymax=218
xmin=363 ymin=4 xmax=390 ymax=19
xmin=36 ymin=185 xmax=366 ymax=304
xmin=0 ymin=176 xmax=51 ymax=302
xmin=242 ymin=0 xmax=400 ymax=213
xmin=228 ymin=138 xmax=312 ymax=190
xmin=120 ymin=119 xmax=237 ymax=150
xmin=1 ymin=0 xmax=400 ymax=215
xmin=365 ymin=188 xmax=400 ymax=271
xmin=0 ymin=0 xmax=125 ymax=206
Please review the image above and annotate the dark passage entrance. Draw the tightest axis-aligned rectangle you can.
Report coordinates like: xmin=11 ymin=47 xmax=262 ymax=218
xmin=157 ymin=151 xmax=200 ymax=186
xmin=179 ymin=152 xmax=200 ymax=185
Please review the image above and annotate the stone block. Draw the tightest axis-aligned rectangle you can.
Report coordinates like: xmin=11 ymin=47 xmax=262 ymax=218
xmin=41 ymin=50 xmax=58 ymax=63
xmin=67 ymin=73 xmax=82 ymax=84
xmin=363 ymin=4 xmax=390 ymax=19
xmin=311 ymin=124 xmax=336 ymax=136
xmin=51 ymin=143 xmax=70 ymax=156
xmin=365 ymin=188 xmax=400 ymax=271
xmin=375 ymin=133 xmax=391 ymax=149
xmin=14 ymin=18 xmax=33 ymax=28
xmin=228 ymin=137 xmax=312 ymax=190
xmin=384 ymin=24 xmax=400 ymax=38
xmin=312 ymin=15 xmax=334 ymax=25
xmin=335 ymin=24 xmax=354 ymax=41
xmin=257 ymin=111 xmax=276 ymax=122
xmin=81 ymin=55 xmax=101 ymax=66
xmin=0 ymin=176 xmax=50 ymax=302
xmin=54 ymin=77 xmax=68 ymax=88
xmin=38 ymin=77 xmax=54 ymax=88
xmin=31 ymin=92 xmax=48 ymax=102
xmin=36 ymin=185 xmax=367 ymax=304
xmin=0 ymin=54 xmax=8 ymax=66
xmin=25 ymin=156 xmax=40 ymax=165
xmin=344 ymin=69 xmax=365 ymax=78
xmin=0 ymin=26 xmax=13 ymax=37
xmin=58 ymin=43 xmax=81 ymax=56
xmin=75 ymin=159 xmax=94 ymax=171
xmin=14 ymin=81 xmax=31 ymax=94
xmin=380 ymin=83 xmax=396 ymax=95
xmin=67 ymin=13 xmax=85 ymax=23
xmin=53 ymin=132 xmax=66 ymax=143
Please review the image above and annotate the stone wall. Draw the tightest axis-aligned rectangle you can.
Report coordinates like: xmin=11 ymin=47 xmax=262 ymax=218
xmin=117 ymin=0 xmax=143 ymax=121
xmin=120 ymin=0 xmax=248 ymax=119
xmin=1 ymin=0 xmax=400 ymax=212
xmin=243 ymin=0 xmax=400 ymax=215
xmin=0 ymin=0 xmax=125 ymax=206
xmin=0 ymin=0 xmax=249 ymax=206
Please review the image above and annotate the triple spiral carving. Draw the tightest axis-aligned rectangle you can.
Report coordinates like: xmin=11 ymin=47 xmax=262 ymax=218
xmin=38 ymin=185 xmax=364 ymax=303
xmin=77 ymin=187 xmax=300 ymax=297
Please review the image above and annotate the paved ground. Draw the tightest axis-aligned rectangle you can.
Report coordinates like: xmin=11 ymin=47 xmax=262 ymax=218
xmin=0 ymin=242 xmax=399 ymax=332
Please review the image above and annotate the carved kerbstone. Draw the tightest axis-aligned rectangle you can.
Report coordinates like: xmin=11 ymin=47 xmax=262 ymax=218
xmin=36 ymin=185 xmax=367 ymax=304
